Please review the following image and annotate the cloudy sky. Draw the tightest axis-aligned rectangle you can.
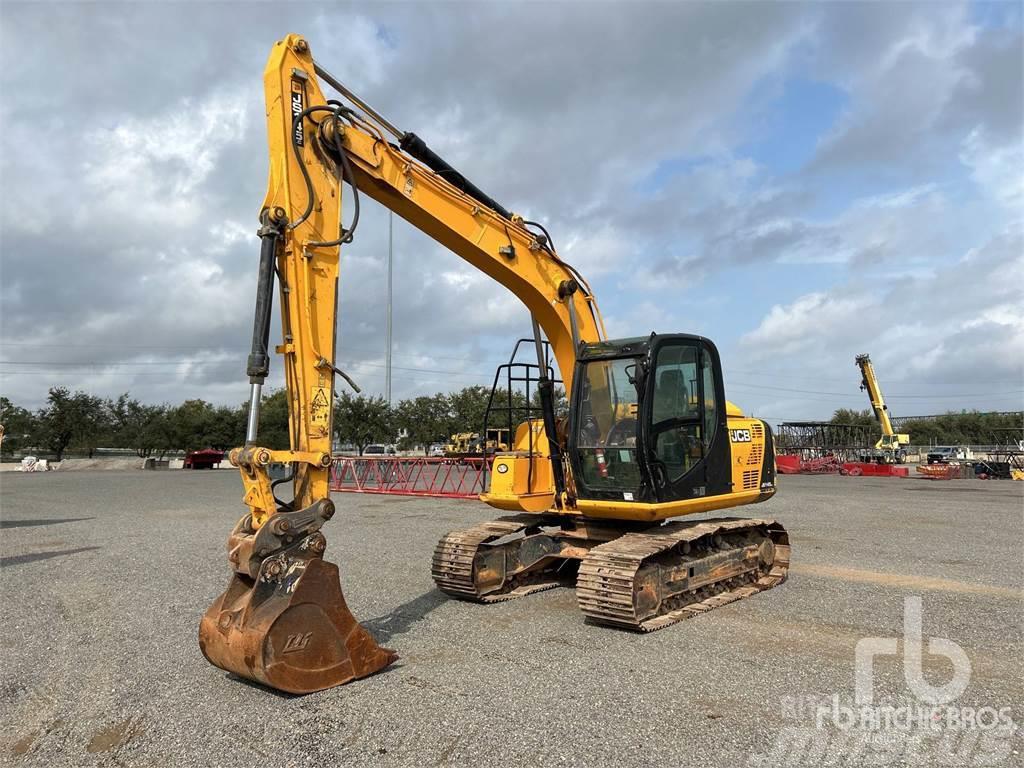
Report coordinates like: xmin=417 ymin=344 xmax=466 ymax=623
xmin=1 ymin=1 xmax=1021 ymax=425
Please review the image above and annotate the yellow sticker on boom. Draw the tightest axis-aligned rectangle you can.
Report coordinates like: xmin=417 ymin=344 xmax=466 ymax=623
xmin=310 ymin=386 xmax=330 ymax=426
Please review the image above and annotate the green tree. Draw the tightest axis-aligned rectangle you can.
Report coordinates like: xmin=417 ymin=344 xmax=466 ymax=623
xmin=531 ymin=385 xmax=568 ymax=418
xmin=447 ymin=385 xmax=492 ymax=436
xmin=248 ymin=389 xmax=291 ymax=450
xmin=333 ymin=393 xmax=394 ymax=455
xmin=0 ymin=397 xmax=37 ymax=456
xmin=828 ymin=407 xmax=1023 ymax=446
xmin=899 ymin=411 xmax=1023 ymax=446
xmin=445 ymin=385 xmax=535 ymax=437
xmin=37 ymin=387 xmax=108 ymax=460
xmin=394 ymin=394 xmax=450 ymax=453
xmin=107 ymin=394 xmax=170 ymax=457
xmin=167 ymin=399 xmax=243 ymax=451
xmin=145 ymin=407 xmax=177 ymax=459
xmin=830 ymin=408 xmax=876 ymax=428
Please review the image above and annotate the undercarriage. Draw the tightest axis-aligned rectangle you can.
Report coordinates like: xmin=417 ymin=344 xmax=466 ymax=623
xmin=433 ymin=515 xmax=790 ymax=630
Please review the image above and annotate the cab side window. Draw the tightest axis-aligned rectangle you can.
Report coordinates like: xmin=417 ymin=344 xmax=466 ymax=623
xmin=700 ymin=349 xmax=718 ymax=448
xmin=649 ymin=343 xmax=720 ymax=484
xmin=650 ymin=345 xmax=701 ymax=482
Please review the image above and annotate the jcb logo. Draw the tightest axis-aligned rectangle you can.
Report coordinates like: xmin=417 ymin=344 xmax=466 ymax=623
xmin=282 ymin=631 xmax=312 ymax=654
xmin=730 ymin=429 xmax=752 ymax=443
xmin=291 ymin=81 xmax=305 ymax=146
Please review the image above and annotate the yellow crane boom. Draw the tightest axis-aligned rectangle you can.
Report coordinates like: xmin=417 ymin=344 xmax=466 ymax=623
xmin=855 ymin=353 xmax=910 ymax=461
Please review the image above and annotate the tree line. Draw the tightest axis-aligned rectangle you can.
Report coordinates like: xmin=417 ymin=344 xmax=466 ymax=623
xmin=0 ymin=384 xmax=564 ymax=460
xmin=828 ymin=408 xmax=1023 ymax=446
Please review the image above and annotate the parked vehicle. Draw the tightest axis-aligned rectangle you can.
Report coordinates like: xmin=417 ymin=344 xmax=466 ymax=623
xmin=926 ymin=446 xmax=972 ymax=464
xmin=184 ymin=448 xmax=225 ymax=469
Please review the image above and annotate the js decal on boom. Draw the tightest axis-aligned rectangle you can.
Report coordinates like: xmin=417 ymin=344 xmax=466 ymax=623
xmin=730 ymin=429 xmax=752 ymax=443
xmin=291 ymin=80 xmax=305 ymax=146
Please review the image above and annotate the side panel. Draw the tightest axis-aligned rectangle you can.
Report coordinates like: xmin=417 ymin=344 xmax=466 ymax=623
xmin=726 ymin=417 xmax=774 ymax=496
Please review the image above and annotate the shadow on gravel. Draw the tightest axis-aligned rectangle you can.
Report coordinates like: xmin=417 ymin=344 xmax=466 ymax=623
xmin=1 ymin=546 xmax=100 ymax=567
xmin=224 ymin=654 xmax=404 ymax=697
xmin=0 ymin=517 xmax=93 ymax=529
xmin=225 ymin=673 xmax=300 ymax=700
xmin=365 ymin=589 xmax=448 ymax=643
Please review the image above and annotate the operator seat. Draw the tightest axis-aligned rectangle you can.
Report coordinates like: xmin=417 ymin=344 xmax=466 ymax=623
xmin=654 ymin=369 xmax=687 ymax=422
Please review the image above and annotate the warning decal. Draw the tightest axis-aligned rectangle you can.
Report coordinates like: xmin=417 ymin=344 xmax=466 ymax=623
xmin=310 ymin=387 xmax=330 ymax=426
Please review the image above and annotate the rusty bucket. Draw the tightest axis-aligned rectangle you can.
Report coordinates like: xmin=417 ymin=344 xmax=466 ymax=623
xmin=199 ymin=547 xmax=397 ymax=694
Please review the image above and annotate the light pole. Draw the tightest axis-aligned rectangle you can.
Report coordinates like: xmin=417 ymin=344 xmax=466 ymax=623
xmin=385 ymin=210 xmax=393 ymax=404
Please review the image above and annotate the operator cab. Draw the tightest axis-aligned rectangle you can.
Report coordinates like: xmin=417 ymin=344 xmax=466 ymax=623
xmin=567 ymin=334 xmax=731 ymax=504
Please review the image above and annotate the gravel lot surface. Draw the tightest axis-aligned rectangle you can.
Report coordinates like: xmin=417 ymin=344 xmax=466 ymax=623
xmin=1 ymin=470 xmax=1021 ymax=767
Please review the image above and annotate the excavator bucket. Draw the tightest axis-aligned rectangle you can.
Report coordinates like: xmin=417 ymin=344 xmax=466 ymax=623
xmin=199 ymin=553 xmax=397 ymax=694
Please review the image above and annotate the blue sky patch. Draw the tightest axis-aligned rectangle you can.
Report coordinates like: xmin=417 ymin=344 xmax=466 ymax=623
xmin=739 ymin=77 xmax=847 ymax=176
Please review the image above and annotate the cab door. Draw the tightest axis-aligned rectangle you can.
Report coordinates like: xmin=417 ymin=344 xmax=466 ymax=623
xmin=643 ymin=336 xmax=731 ymax=502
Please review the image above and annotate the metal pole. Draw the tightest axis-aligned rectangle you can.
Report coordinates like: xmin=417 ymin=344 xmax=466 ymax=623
xmin=385 ymin=211 xmax=393 ymax=404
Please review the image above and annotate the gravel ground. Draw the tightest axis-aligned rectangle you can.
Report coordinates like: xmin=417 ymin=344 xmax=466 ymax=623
xmin=1 ymin=470 xmax=1021 ymax=767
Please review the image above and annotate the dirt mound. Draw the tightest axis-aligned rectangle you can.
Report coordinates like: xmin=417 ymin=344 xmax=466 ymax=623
xmin=57 ymin=457 xmax=148 ymax=471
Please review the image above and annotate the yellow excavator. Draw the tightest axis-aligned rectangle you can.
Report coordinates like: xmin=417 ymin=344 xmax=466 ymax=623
xmin=444 ymin=432 xmax=477 ymax=457
xmin=199 ymin=35 xmax=789 ymax=694
xmin=855 ymin=354 xmax=910 ymax=464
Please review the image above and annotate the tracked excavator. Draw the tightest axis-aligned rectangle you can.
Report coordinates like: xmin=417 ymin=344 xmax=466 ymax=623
xmin=199 ymin=35 xmax=790 ymax=694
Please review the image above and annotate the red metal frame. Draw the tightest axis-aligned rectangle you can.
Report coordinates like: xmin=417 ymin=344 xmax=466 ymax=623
xmin=329 ymin=455 xmax=491 ymax=498
xmin=776 ymin=454 xmax=842 ymax=475
xmin=840 ymin=462 xmax=909 ymax=478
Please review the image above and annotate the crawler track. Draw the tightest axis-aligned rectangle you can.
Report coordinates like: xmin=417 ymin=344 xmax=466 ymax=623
xmin=431 ymin=515 xmax=564 ymax=602
xmin=576 ymin=518 xmax=789 ymax=632
xmin=433 ymin=516 xmax=789 ymax=628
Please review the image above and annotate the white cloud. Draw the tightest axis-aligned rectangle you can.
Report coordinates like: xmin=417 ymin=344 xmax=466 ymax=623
xmin=739 ymin=225 xmax=1024 ymax=418
xmin=0 ymin=2 xmax=1019 ymax=418
xmin=79 ymin=91 xmax=250 ymax=229
xmin=959 ymin=126 xmax=1024 ymax=208
xmin=742 ymin=292 xmax=873 ymax=355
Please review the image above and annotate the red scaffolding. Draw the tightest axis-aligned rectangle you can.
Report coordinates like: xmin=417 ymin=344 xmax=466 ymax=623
xmin=329 ymin=455 xmax=490 ymax=499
